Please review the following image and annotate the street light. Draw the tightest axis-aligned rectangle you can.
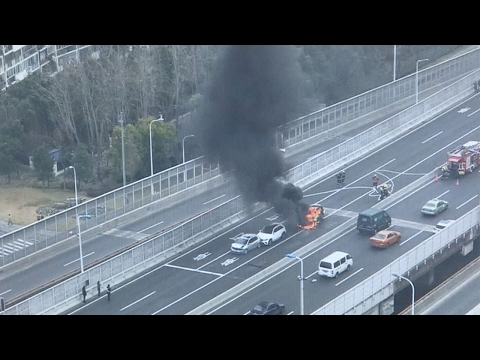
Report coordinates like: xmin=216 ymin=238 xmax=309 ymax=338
xmin=392 ymin=273 xmax=415 ymax=315
xmin=182 ymin=134 xmax=195 ymax=163
xmin=67 ymin=166 xmax=77 ymax=206
xmin=149 ymin=113 xmax=164 ymax=196
xmin=393 ymin=45 xmax=397 ymax=81
xmin=118 ymin=111 xmax=126 ymax=187
xmin=68 ymin=165 xmax=87 ymax=273
xmin=285 ymin=253 xmax=304 ymax=315
xmin=416 ymin=58 xmax=429 ymax=104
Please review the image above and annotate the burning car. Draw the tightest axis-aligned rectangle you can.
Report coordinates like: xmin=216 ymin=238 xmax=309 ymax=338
xmin=298 ymin=204 xmax=325 ymax=230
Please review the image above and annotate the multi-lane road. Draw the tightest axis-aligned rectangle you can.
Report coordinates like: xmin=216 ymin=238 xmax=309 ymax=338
xmin=68 ymin=93 xmax=480 ymax=314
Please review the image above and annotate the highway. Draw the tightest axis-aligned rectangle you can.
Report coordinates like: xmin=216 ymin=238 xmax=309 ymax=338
xmin=0 ymin=110 xmax=394 ymax=304
xmin=68 ymin=93 xmax=480 ymax=315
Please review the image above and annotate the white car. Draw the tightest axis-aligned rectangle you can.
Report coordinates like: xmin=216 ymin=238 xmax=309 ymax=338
xmin=433 ymin=219 xmax=455 ymax=232
xmin=257 ymin=223 xmax=287 ymax=246
xmin=230 ymin=233 xmax=261 ymax=254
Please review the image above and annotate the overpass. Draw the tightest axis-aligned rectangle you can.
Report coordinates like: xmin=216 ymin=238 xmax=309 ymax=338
xmin=2 ymin=46 xmax=480 ymax=314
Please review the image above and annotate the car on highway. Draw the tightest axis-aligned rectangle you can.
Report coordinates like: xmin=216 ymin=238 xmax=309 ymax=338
xmin=433 ymin=219 xmax=455 ymax=232
xmin=318 ymin=251 xmax=353 ymax=278
xmin=370 ymin=230 xmax=401 ymax=248
xmin=257 ymin=223 xmax=287 ymax=246
xmin=247 ymin=301 xmax=285 ymax=315
xmin=230 ymin=233 xmax=261 ymax=254
xmin=421 ymin=198 xmax=449 ymax=216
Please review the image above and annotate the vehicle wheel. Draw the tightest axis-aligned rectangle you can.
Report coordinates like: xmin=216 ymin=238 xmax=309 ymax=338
xmin=346 ymin=265 xmax=351 ymax=271
xmin=335 ymin=271 xmax=339 ymax=278
xmin=387 ymin=221 xmax=391 ymax=227
xmin=281 ymin=232 xmax=286 ymax=239
xmin=267 ymin=239 xmax=272 ymax=246
xmin=244 ymin=249 xmax=248 ymax=254
xmin=257 ymin=242 xmax=261 ymax=248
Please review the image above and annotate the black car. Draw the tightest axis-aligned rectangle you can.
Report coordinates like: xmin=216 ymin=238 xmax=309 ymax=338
xmin=247 ymin=301 xmax=285 ymax=315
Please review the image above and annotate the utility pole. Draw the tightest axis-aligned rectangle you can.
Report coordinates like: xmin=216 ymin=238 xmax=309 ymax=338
xmin=119 ymin=111 xmax=126 ymax=187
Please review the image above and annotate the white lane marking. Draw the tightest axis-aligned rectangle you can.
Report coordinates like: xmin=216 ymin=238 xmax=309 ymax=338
xmin=335 ymin=268 xmax=364 ymax=286
xmin=197 ymin=251 xmax=231 ymax=270
xmin=0 ymin=289 xmax=12 ymax=296
xmin=436 ymin=190 xmax=450 ymax=199
xmin=141 ymin=221 xmax=164 ymax=232
xmin=63 ymin=252 xmax=95 ymax=267
xmin=422 ymin=131 xmax=443 ymax=144
xmin=120 ymin=291 xmax=156 ymax=311
xmin=164 ymin=263 xmax=223 ymax=277
xmin=399 ymin=230 xmax=423 ymax=246
xmin=203 ymin=194 xmax=226 ymax=205
xmin=456 ymin=194 xmax=479 ymax=210
xmin=467 ymin=107 xmax=480 ymax=117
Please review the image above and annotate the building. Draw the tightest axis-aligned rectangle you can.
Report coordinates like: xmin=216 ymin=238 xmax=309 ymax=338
xmin=0 ymin=45 xmax=98 ymax=90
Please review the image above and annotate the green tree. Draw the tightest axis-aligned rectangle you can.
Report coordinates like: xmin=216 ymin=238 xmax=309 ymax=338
xmin=71 ymin=143 xmax=94 ymax=189
xmin=0 ymin=119 xmax=23 ymax=183
xmin=32 ymin=145 xmax=55 ymax=188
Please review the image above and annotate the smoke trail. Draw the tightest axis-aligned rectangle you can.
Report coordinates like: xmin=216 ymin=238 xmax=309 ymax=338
xmin=195 ymin=45 xmax=309 ymax=223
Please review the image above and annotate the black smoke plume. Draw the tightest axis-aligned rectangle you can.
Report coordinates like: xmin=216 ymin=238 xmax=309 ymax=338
xmin=195 ymin=45 xmax=310 ymax=224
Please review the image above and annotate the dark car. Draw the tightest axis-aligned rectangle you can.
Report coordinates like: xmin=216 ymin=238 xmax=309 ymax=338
xmin=247 ymin=301 xmax=285 ymax=315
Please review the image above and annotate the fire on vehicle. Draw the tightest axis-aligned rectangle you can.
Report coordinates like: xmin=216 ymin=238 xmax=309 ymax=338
xmin=298 ymin=204 xmax=325 ymax=230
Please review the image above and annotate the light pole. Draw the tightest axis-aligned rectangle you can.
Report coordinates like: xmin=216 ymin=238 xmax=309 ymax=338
xmin=286 ymin=253 xmax=304 ymax=315
xmin=119 ymin=111 xmax=126 ymax=187
xmin=393 ymin=45 xmax=397 ymax=81
xmin=68 ymin=166 xmax=78 ymax=206
xmin=149 ymin=113 xmax=164 ymax=195
xmin=68 ymin=165 xmax=86 ymax=273
xmin=416 ymin=58 xmax=429 ymax=104
xmin=392 ymin=273 xmax=415 ymax=315
xmin=182 ymin=134 xmax=195 ymax=163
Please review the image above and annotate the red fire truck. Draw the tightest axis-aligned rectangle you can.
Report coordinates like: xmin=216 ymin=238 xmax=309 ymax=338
xmin=446 ymin=140 xmax=480 ymax=176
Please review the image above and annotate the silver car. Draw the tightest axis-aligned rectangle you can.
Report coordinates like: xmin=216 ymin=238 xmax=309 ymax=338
xmin=230 ymin=233 xmax=261 ymax=254
xmin=421 ymin=198 xmax=449 ymax=216
xmin=257 ymin=223 xmax=287 ymax=246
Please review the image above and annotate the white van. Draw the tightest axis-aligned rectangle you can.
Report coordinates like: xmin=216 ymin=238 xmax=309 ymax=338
xmin=318 ymin=251 xmax=353 ymax=278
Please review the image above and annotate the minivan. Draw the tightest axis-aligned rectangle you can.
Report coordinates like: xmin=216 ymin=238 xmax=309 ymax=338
xmin=318 ymin=251 xmax=353 ymax=278
xmin=356 ymin=208 xmax=391 ymax=235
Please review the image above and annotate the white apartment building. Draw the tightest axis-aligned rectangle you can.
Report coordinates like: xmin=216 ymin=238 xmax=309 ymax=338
xmin=0 ymin=45 xmax=97 ymax=90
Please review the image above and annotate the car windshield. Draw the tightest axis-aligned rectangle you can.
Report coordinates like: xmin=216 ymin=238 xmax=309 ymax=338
xmin=425 ymin=201 xmax=437 ymax=208
xmin=260 ymin=225 xmax=275 ymax=234
xmin=253 ymin=303 xmax=267 ymax=312
xmin=319 ymin=261 xmax=332 ymax=269
xmin=375 ymin=233 xmax=387 ymax=240
xmin=236 ymin=238 xmax=249 ymax=245
xmin=436 ymin=224 xmax=446 ymax=229
xmin=358 ymin=215 xmax=371 ymax=225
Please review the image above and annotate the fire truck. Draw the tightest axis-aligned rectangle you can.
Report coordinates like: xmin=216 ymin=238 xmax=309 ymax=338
xmin=446 ymin=140 xmax=480 ymax=176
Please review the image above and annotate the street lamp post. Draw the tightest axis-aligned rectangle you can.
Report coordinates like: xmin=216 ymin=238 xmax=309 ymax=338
xmin=119 ymin=111 xmax=126 ymax=187
xmin=416 ymin=58 xmax=429 ymax=104
xmin=68 ymin=165 xmax=86 ymax=273
xmin=182 ymin=134 xmax=195 ymax=163
xmin=286 ymin=253 xmax=304 ymax=315
xmin=392 ymin=273 xmax=415 ymax=315
xmin=68 ymin=166 xmax=78 ymax=206
xmin=149 ymin=113 xmax=164 ymax=196
xmin=393 ymin=45 xmax=397 ymax=81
